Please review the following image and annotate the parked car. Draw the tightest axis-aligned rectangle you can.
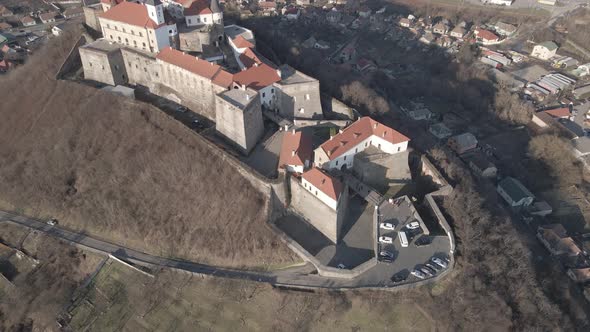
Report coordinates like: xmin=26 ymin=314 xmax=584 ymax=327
xmin=379 ymin=222 xmax=395 ymax=230
xmin=415 ymin=236 xmax=431 ymax=247
xmin=411 ymin=269 xmax=426 ymax=279
xmin=406 ymin=221 xmax=420 ymax=230
xmin=176 ymin=106 xmax=188 ymax=113
xmin=419 ymin=267 xmax=433 ymax=277
xmin=431 ymin=257 xmax=448 ymax=268
xmin=47 ymin=218 xmax=58 ymax=226
xmin=379 ymin=251 xmax=394 ymax=262
xmin=425 ymin=263 xmax=440 ymax=272
xmin=391 ymin=273 xmax=407 ymax=283
xmin=379 ymin=236 xmax=393 ymax=244
xmin=337 ymin=263 xmax=346 ymax=269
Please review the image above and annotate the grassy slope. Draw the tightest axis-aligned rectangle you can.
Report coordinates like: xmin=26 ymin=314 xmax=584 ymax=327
xmin=0 ymin=30 xmax=295 ymax=268
xmin=68 ymin=259 xmax=433 ymax=332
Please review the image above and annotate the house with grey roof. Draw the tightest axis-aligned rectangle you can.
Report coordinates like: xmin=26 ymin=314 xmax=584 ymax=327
xmin=531 ymin=41 xmax=558 ymax=61
xmin=447 ymin=132 xmax=477 ymax=154
xmin=497 ymin=177 xmax=534 ymax=209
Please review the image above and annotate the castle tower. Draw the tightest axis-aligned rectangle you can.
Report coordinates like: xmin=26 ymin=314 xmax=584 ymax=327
xmin=210 ymin=0 xmax=223 ymax=25
xmin=145 ymin=0 xmax=165 ymax=25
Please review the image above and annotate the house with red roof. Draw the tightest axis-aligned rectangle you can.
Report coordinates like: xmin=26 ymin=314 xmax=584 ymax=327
xmin=474 ymin=28 xmax=500 ymax=45
xmin=99 ymin=0 xmax=177 ymax=53
xmin=314 ymin=117 xmax=410 ymax=171
xmin=279 ymin=129 xmax=313 ymax=173
xmin=301 ymin=168 xmax=344 ymax=211
xmin=294 ymin=167 xmax=349 ymax=243
xmin=101 ymin=0 xmax=126 ymax=12
xmin=166 ymin=0 xmax=222 ymax=27
xmin=531 ymin=107 xmax=572 ymax=129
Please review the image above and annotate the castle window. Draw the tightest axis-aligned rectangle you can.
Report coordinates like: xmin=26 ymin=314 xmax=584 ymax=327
xmin=89 ymin=62 xmax=92 ymax=67
xmin=106 ymin=24 xmax=110 ymax=29
xmin=305 ymin=94 xmax=310 ymax=100
xmin=203 ymin=17 xmax=207 ymax=23
xmin=169 ymin=29 xmax=172 ymax=33
xmin=131 ymin=30 xmax=134 ymax=35
xmin=134 ymin=40 xmax=137 ymax=46
xmin=299 ymin=108 xmax=304 ymax=113
xmin=114 ymin=26 xmax=118 ymax=31
xmin=125 ymin=38 xmax=129 ymax=44
xmin=110 ymin=35 xmax=113 ymax=39
xmin=336 ymin=160 xmax=339 ymax=166
xmin=344 ymin=156 xmax=346 ymax=161
xmin=139 ymin=32 xmax=143 ymax=37
xmin=262 ymin=92 xmax=266 ymax=98
xmin=188 ymin=19 xmax=192 ymax=24
xmin=155 ymin=72 xmax=159 ymax=77
xmin=144 ymin=67 xmax=147 ymax=72
xmin=197 ymin=18 xmax=200 ymax=23
xmin=397 ymin=146 xmax=401 ymax=152
xmin=117 ymin=36 xmax=121 ymax=42
xmin=315 ymin=191 xmax=318 ymax=196
xmin=122 ymin=28 xmax=126 ymax=33
xmin=271 ymin=88 xmax=274 ymax=93
xmin=114 ymin=65 xmax=120 ymax=71
xmin=142 ymin=42 xmax=146 ymax=47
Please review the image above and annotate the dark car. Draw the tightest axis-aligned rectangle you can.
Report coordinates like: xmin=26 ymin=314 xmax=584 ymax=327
xmin=391 ymin=273 xmax=407 ymax=283
xmin=425 ymin=262 xmax=441 ymax=272
xmin=415 ymin=236 xmax=431 ymax=247
xmin=379 ymin=251 xmax=395 ymax=263
xmin=422 ymin=265 xmax=436 ymax=275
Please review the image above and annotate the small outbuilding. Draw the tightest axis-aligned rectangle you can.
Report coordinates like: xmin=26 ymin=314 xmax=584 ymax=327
xmin=497 ymin=177 xmax=534 ymax=208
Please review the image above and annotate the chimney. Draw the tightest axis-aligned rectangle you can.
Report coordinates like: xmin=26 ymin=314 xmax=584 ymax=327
xmin=292 ymin=128 xmax=296 ymax=134
xmin=354 ymin=133 xmax=360 ymax=138
xmin=327 ymin=150 xmax=331 ymax=156
xmin=246 ymin=94 xmax=250 ymax=101
xmin=321 ymin=179 xmax=326 ymax=184
xmin=330 ymin=135 xmax=333 ymax=141
xmin=292 ymin=150 xmax=296 ymax=156
xmin=339 ymin=129 xmax=343 ymax=134
xmin=284 ymin=124 xmax=289 ymax=131
xmin=382 ymin=131 xmax=386 ymax=137
xmin=339 ymin=141 xmax=345 ymax=146
xmin=373 ymin=123 xmax=377 ymax=129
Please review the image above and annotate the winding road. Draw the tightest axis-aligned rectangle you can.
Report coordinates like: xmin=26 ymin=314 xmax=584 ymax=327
xmin=0 ymin=210 xmax=442 ymax=291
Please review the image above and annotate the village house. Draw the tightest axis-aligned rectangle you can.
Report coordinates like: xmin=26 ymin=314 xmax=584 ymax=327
xmin=358 ymin=6 xmax=371 ymax=18
xmin=497 ymin=177 xmax=534 ymax=209
xmin=531 ymin=107 xmax=572 ymax=129
xmin=570 ymin=63 xmax=590 ymax=78
xmin=0 ymin=22 xmax=11 ymax=31
xmin=474 ymin=28 xmax=499 ymax=45
xmin=20 ymin=16 xmax=36 ymax=27
xmin=39 ymin=11 xmax=59 ymax=24
xmin=464 ymin=152 xmax=497 ymax=179
xmin=314 ymin=117 xmax=409 ymax=171
xmin=531 ymin=41 xmax=558 ymax=60
xmin=447 ymin=132 xmax=477 ymax=154
xmin=432 ymin=22 xmax=449 ymax=35
xmin=450 ymin=26 xmax=466 ymax=39
xmin=537 ymin=224 xmax=582 ymax=257
xmin=0 ymin=5 xmax=13 ymax=17
xmin=326 ymin=10 xmax=342 ymax=24
xmin=399 ymin=17 xmax=412 ymax=28
xmin=258 ymin=1 xmax=277 ymax=15
xmin=419 ymin=32 xmax=436 ymax=44
xmin=63 ymin=7 xmax=85 ymax=19
xmin=494 ymin=22 xmax=516 ymax=36
xmin=283 ymin=7 xmax=300 ymax=20
xmin=429 ymin=122 xmax=452 ymax=139
xmin=52 ymin=24 xmax=66 ymax=36
xmin=279 ymin=129 xmax=313 ymax=173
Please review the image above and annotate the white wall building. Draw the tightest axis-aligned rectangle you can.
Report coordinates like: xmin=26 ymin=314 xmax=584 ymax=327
xmin=314 ymin=117 xmax=410 ymax=171
xmin=99 ymin=0 xmax=177 ymax=53
xmin=301 ymin=168 xmax=343 ymax=210
xmin=531 ymin=41 xmax=558 ymax=60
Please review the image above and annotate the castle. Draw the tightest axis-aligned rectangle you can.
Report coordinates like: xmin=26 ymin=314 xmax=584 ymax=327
xmin=80 ymin=0 xmax=323 ymax=154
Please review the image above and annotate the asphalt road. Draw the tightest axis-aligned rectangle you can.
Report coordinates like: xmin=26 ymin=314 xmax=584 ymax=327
xmin=0 ymin=210 xmax=450 ymax=290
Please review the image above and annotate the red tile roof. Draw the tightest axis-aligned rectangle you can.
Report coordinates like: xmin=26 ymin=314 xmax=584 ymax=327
xmin=238 ymin=47 xmax=262 ymax=68
xmin=475 ymin=28 xmax=499 ymax=42
xmin=319 ymin=117 xmax=409 ymax=160
xmin=232 ymin=35 xmax=254 ymax=49
xmin=233 ymin=63 xmax=280 ymax=90
xmin=279 ymin=130 xmax=313 ymax=169
xmin=156 ymin=47 xmax=233 ymax=88
xmin=20 ymin=16 xmax=35 ymax=24
xmin=183 ymin=0 xmax=212 ymax=15
xmin=100 ymin=1 xmax=164 ymax=29
xmin=544 ymin=107 xmax=570 ymax=118
xmin=259 ymin=1 xmax=276 ymax=9
xmin=302 ymin=168 xmax=343 ymax=201
xmin=39 ymin=11 xmax=58 ymax=22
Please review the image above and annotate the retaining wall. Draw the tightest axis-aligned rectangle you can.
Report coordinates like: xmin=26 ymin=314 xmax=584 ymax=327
xmin=55 ymin=35 xmax=87 ymax=80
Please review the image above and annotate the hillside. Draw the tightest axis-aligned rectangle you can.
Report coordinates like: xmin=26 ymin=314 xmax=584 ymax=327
xmin=0 ymin=31 xmax=295 ymax=268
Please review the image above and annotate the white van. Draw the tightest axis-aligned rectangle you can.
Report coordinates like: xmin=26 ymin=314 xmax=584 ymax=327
xmin=399 ymin=231 xmax=409 ymax=247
